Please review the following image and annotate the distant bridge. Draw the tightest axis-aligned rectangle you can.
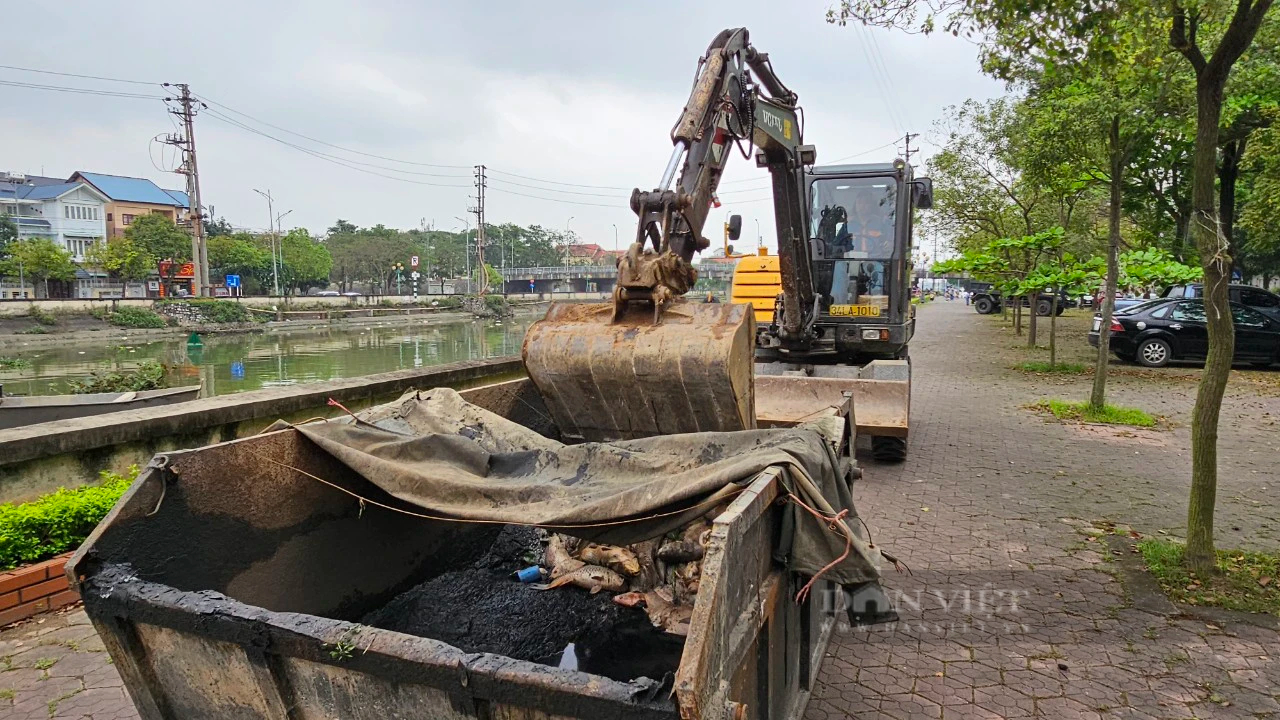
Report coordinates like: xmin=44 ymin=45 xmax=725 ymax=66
xmin=497 ymin=264 xmax=736 ymax=293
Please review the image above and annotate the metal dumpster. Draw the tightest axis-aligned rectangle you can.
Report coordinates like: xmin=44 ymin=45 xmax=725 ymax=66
xmin=68 ymin=378 xmax=846 ymax=720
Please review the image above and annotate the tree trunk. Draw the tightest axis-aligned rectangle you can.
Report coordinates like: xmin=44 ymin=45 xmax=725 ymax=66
xmin=1218 ymin=136 xmax=1245 ymax=276
xmin=1013 ymin=297 xmax=1022 ymax=335
xmin=1185 ymin=78 xmax=1236 ymax=577
xmin=1091 ymin=117 xmax=1124 ymax=410
xmin=1028 ymin=292 xmax=1039 ymax=347
xmin=1049 ymin=286 xmax=1058 ymax=368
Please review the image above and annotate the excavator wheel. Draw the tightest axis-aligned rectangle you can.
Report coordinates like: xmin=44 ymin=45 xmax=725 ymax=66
xmin=870 ymin=435 xmax=907 ymax=462
xmin=523 ymin=300 xmax=757 ymax=442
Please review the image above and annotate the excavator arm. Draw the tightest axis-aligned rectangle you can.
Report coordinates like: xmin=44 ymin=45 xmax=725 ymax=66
xmin=524 ymin=28 xmax=819 ymax=442
xmin=618 ymin=27 xmax=817 ymax=338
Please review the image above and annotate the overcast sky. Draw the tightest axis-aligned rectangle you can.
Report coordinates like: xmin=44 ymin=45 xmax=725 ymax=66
xmin=0 ymin=0 xmax=1001 ymax=256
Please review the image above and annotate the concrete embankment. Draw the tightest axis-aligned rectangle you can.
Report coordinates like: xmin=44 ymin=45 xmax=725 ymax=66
xmin=0 ymin=356 xmax=524 ymax=504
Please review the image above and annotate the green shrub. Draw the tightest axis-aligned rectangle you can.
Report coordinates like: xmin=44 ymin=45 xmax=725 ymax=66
xmin=0 ymin=466 xmax=138 ymax=570
xmin=157 ymin=299 xmax=251 ymax=324
xmin=108 ymin=306 xmax=166 ymax=329
xmin=28 ymin=307 xmax=58 ymax=326
xmin=67 ymin=361 xmax=166 ymax=394
xmin=17 ymin=326 xmax=49 ymax=335
xmin=0 ymin=357 xmax=31 ymax=369
xmin=484 ymin=294 xmax=509 ymax=313
xmin=29 ymin=307 xmax=58 ymax=326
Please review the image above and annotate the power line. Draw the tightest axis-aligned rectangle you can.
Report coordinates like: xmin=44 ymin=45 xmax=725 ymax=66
xmin=488 ymin=177 xmax=626 ymax=199
xmin=829 ymin=138 xmax=901 ymax=164
xmin=200 ymin=108 xmax=472 ymax=189
xmin=486 ymin=167 xmax=632 ymax=191
xmin=0 ymin=63 xmax=159 ymax=86
xmin=0 ymin=79 xmax=163 ymax=100
xmin=850 ymin=24 xmax=907 ymax=136
xmin=192 ymin=92 xmax=473 ymax=170
xmin=487 ymin=186 xmax=624 ymax=208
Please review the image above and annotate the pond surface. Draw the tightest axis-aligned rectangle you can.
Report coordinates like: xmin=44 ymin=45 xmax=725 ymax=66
xmin=0 ymin=318 xmax=533 ymax=397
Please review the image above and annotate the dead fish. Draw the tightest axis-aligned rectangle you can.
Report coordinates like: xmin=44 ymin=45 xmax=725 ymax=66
xmin=657 ymin=540 xmax=704 ymax=564
xmin=612 ymin=591 xmax=647 ymax=608
xmin=533 ymin=565 xmax=626 ymax=594
xmin=579 ymin=543 xmax=641 ymax=576
xmin=643 ymin=587 xmax=693 ymax=635
xmin=545 ymin=534 xmax=585 ymax=578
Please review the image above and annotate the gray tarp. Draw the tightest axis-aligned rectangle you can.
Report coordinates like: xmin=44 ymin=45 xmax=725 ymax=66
xmin=295 ymin=389 xmax=882 ymax=585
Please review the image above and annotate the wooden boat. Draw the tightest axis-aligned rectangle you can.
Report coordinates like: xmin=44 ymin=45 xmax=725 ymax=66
xmin=0 ymin=385 xmax=202 ymax=430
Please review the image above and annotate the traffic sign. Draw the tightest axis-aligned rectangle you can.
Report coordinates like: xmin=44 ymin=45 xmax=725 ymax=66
xmin=410 ymin=255 xmax=419 ymax=268
xmin=225 ymin=274 xmax=241 ymax=288
xmin=411 ymin=271 xmax=421 ymax=280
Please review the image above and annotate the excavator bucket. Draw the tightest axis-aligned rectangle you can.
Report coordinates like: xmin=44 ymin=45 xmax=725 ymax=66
xmin=523 ymin=301 xmax=756 ymax=442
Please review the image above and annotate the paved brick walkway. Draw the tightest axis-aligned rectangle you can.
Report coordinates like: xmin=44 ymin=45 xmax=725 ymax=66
xmin=2 ymin=300 xmax=1277 ymax=718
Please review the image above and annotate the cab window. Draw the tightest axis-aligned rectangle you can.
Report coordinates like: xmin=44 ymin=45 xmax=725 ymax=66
xmin=1171 ymin=301 xmax=1207 ymax=322
xmin=1149 ymin=305 xmax=1171 ymax=319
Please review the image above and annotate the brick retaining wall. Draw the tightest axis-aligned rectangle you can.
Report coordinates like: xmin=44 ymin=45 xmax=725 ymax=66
xmin=0 ymin=553 xmax=78 ymax=626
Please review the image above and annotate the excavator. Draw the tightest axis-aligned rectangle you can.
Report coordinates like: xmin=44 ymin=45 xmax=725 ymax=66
xmin=523 ymin=27 xmax=931 ymax=461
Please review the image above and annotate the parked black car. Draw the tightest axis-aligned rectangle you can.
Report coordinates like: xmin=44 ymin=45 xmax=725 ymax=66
xmin=1162 ymin=283 xmax=1280 ymax=322
xmin=971 ymin=286 xmax=1073 ymax=316
xmin=1088 ymin=298 xmax=1280 ymax=368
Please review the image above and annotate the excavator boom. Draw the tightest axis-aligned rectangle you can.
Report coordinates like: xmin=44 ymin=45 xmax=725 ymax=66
xmin=525 ymin=28 xmax=812 ymax=442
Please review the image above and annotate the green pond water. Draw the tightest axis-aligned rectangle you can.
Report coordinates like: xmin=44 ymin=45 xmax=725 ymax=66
xmin=0 ymin=318 xmax=533 ymax=397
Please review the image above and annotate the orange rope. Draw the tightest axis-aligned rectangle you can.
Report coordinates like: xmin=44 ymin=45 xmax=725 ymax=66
xmin=786 ymin=492 xmax=854 ymax=604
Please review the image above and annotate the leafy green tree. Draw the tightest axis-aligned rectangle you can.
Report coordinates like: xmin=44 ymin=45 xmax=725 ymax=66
xmin=203 ymin=216 xmax=235 ymax=238
xmin=5 ymin=238 xmax=76 ymax=297
xmin=1167 ymin=0 xmax=1274 ymax=575
xmin=0 ymin=214 xmax=15 ymax=260
xmin=830 ymin=0 xmax=1277 ymax=585
xmin=85 ymin=237 xmax=153 ymax=282
xmin=1239 ymin=122 xmax=1280 ymax=284
xmin=208 ymin=232 xmax=272 ymax=290
xmin=1118 ymin=248 xmax=1203 ymax=293
xmin=124 ymin=213 xmax=190 ymax=284
xmin=279 ymin=228 xmax=333 ymax=294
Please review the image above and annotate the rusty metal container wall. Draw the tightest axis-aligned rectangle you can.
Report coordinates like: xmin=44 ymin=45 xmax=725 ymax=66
xmin=522 ymin=301 xmax=756 ymax=442
xmin=68 ymin=372 xmax=835 ymax=720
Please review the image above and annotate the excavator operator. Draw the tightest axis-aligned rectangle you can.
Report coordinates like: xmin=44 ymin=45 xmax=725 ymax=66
xmin=834 ymin=189 xmax=893 ymax=258
xmin=825 ymin=187 xmax=894 ymax=304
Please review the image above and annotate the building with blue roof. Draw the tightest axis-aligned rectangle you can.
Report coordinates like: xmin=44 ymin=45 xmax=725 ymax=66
xmin=0 ymin=171 xmax=111 ymax=298
xmin=69 ymin=171 xmax=190 ymax=239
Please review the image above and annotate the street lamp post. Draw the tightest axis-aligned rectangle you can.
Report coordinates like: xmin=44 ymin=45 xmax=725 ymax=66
xmin=275 ymin=209 xmax=292 ymax=294
xmin=454 ymin=215 xmax=471 ymax=291
xmin=566 ymin=216 xmax=574 ymax=234
xmin=612 ymin=223 xmax=619 ymax=251
xmin=755 ymin=218 xmax=762 ymax=250
xmin=252 ymin=188 xmax=280 ymax=296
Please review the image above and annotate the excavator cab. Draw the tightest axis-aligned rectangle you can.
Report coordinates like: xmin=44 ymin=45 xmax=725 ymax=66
xmin=800 ymin=161 xmax=924 ymax=361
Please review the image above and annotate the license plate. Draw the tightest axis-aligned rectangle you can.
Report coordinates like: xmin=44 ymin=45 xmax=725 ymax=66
xmin=829 ymin=304 xmax=882 ymax=317
xmin=1092 ymin=319 xmax=1101 ymax=331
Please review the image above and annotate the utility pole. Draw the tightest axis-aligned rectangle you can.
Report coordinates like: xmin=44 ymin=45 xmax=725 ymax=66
xmin=469 ymin=165 xmax=488 ymax=295
xmin=902 ymin=132 xmax=919 ymax=165
xmin=163 ymin=83 xmax=209 ymax=295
